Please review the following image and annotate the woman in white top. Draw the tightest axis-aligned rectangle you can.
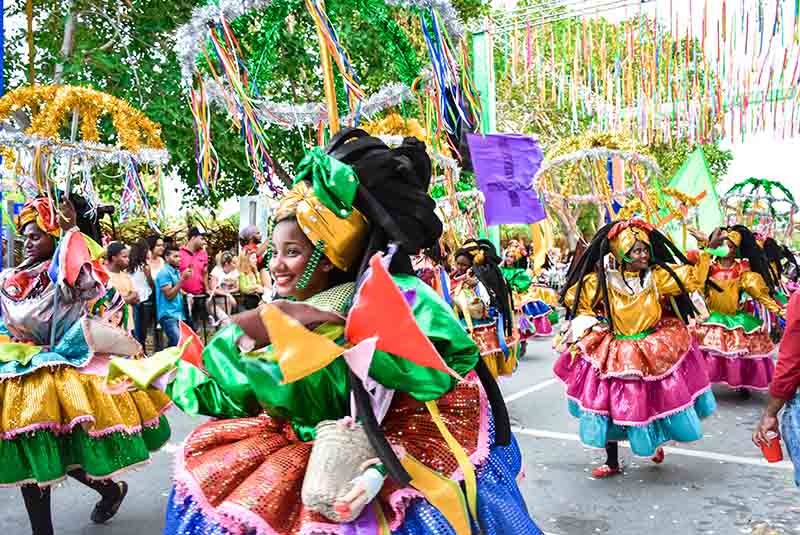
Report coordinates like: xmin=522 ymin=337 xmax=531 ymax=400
xmin=208 ymin=251 xmax=240 ymax=324
xmin=146 ymin=235 xmax=166 ymax=279
xmin=128 ymin=239 xmax=155 ymax=346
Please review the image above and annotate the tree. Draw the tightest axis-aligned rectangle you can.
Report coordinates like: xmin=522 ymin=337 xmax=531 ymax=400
xmin=4 ymin=0 xmax=486 ymax=208
xmin=649 ymin=141 xmax=734 ymax=185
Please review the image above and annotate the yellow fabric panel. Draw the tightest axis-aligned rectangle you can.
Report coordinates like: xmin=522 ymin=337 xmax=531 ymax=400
xmin=704 ymin=278 xmax=741 ymax=316
xmin=741 ymin=271 xmax=784 ymax=316
xmin=652 ymin=251 xmax=711 ymax=296
xmin=529 ymin=220 xmax=554 ymax=273
xmin=563 ymin=273 xmax=599 ymax=317
xmin=0 ymin=366 xmax=170 ymax=434
xmin=400 ymin=454 xmax=471 ymax=535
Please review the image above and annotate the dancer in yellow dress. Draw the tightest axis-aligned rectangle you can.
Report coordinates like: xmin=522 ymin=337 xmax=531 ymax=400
xmin=554 ymin=219 xmax=717 ymax=477
xmin=690 ymin=226 xmax=785 ymax=393
xmin=451 ymin=240 xmax=519 ymax=378
xmin=0 ymin=197 xmax=170 ymax=535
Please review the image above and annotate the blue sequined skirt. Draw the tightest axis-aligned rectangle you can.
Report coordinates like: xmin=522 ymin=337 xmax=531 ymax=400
xmin=163 ymin=414 xmax=543 ymax=535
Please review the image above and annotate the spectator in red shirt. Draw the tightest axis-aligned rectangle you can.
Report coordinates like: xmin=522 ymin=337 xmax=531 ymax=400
xmin=754 ymin=290 xmax=800 ymax=486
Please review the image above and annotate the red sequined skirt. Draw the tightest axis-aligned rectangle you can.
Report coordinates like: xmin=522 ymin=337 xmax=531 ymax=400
xmin=172 ymin=376 xmax=490 ymax=535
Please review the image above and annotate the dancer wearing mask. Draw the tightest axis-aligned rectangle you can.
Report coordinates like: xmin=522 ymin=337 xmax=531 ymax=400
xmin=691 ymin=226 xmax=785 ymax=394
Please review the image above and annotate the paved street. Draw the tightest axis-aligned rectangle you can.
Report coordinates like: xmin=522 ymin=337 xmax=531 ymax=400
xmin=2 ymin=338 xmax=799 ymax=534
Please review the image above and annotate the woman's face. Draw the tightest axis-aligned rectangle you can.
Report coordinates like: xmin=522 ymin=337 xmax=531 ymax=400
xmin=455 ymin=254 xmax=472 ymax=276
xmin=623 ymin=240 xmax=650 ymax=272
xmin=22 ymin=222 xmax=56 ymax=263
xmin=269 ymin=219 xmax=332 ymax=299
xmin=724 ymin=238 xmax=738 ymax=259
xmin=223 ymin=261 xmax=234 ymax=274
xmin=152 ymin=239 xmax=165 ymax=258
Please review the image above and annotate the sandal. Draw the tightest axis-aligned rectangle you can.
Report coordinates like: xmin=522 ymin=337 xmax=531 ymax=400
xmin=591 ymin=464 xmax=622 ymax=478
xmin=91 ymin=481 xmax=128 ymax=524
xmin=651 ymin=447 xmax=665 ymax=464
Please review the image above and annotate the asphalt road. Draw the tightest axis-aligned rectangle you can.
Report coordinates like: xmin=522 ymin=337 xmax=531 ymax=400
xmin=1 ymin=338 xmax=798 ymax=534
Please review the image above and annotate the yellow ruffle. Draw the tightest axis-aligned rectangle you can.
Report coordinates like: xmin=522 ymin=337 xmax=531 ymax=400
xmin=481 ymin=347 xmax=518 ymax=379
xmin=520 ymin=285 xmax=559 ymax=307
xmin=0 ymin=366 xmax=170 ymax=437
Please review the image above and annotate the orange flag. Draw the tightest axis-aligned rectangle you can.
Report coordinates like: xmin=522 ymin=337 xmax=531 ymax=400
xmin=178 ymin=321 xmax=205 ymax=370
xmin=345 ymin=253 xmax=461 ymax=379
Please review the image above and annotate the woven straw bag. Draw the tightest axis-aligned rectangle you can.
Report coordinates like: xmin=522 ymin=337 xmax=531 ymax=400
xmin=301 ymin=418 xmax=378 ymax=522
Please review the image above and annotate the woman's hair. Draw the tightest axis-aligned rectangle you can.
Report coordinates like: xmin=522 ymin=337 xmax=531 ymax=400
xmin=106 ymin=241 xmax=127 ymax=262
xmin=128 ymin=238 xmax=150 ymax=274
xmin=455 ymin=239 xmax=515 ymax=337
xmin=762 ymin=237 xmax=798 ymax=283
xmin=324 ymin=128 xmax=442 ymax=278
xmin=718 ymin=225 xmax=777 ymax=294
xmin=560 ymin=221 xmax=698 ymax=330
xmin=146 ymin=235 xmax=163 ymax=252
xmin=239 ymin=250 xmax=257 ymax=275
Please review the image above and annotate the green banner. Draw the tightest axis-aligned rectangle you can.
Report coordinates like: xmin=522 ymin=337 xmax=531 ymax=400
xmin=661 ymin=148 xmax=724 ymax=251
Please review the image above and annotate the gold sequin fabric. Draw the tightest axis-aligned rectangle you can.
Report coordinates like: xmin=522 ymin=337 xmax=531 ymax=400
xmin=177 ymin=382 xmax=485 ymax=534
xmin=691 ymin=324 xmax=775 ymax=356
xmin=0 ymin=366 xmax=170 ymax=436
xmin=577 ymin=318 xmax=690 ymax=378
xmin=520 ymin=285 xmax=558 ymax=307
xmin=470 ymin=324 xmax=518 ymax=378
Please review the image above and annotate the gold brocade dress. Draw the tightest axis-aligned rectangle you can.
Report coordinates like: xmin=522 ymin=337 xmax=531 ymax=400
xmin=552 ymin=256 xmax=717 ymax=457
xmin=450 ymin=276 xmax=518 ymax=379
xmin=691 ymin=260 xmax=784 ymax=390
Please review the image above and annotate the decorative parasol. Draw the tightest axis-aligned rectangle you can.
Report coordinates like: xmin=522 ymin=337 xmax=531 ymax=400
xmin=534 ymin=132 xmax=660 ymax=246
xmin=0 ymin=85 xmax=169 ymax=229
xmin=722 ymin=178 xmax=798 ymax=237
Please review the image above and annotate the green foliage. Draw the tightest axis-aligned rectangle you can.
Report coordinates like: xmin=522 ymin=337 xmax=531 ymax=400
xmin=4 ymin=0 xmax=486 ymax=209
xmin=649 ymin=142 xmax=734 ymax=185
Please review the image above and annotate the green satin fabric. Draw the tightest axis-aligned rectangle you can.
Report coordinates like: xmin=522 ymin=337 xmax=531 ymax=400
xmin=614 ymin=329 xmax=655 ymax=340
xmin=169 ymin=274 xmax=480 ymax=429
xmin=0 ymin=342 xmax=42 ymax=365
xmin=702 ymin=310 xmax=764 ymax=334
xmin=500 ymin=267 xmax=533 ymax=294
xmin=294 ymin=147 xmax=359 ymax=216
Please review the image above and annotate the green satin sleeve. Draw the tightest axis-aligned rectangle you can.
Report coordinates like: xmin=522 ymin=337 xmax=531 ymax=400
xmin=166 ymin=324 xmax=259 ymax=419
xmin=500 ymin=267 xmax=532 ymax=294
xmin=367 ymin=275 xmax=479 ymax=401
xmin=243 ymin=354 xmax=350 ymax=436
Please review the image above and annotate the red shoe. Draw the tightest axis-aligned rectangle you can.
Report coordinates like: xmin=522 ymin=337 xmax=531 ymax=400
xmin=651 ymin=447 xmax=665 ymax=464
xmin=591 ymin=464 xmax=622 ymax=478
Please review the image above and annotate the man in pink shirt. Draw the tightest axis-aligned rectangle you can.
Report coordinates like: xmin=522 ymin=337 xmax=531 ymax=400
xmin=179 ymin=227 xmax=209 ymax=332
xmin=180 ymin=227 xmax=209 ymax=296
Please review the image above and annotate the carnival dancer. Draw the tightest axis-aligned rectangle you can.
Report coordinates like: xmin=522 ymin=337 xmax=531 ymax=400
xmin=108 ymin=130 xmax=543 ymax=535
xmin=501 ymin=243 xmax=558 ymax=342
xmin=690 ymin=226 xmax=785 ymax=394
xmin=554 ymin=219 xmax=717 ymax=477
xmin=1 ymin=197 xmax=171 ymax=535
xmin=412 ymin=245 xmax=451 ymax=302
xmin=452 ymin=240 xmax=519 ymax=378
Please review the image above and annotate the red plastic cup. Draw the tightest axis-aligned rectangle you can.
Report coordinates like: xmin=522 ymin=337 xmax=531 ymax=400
xmin=761 ymin=431 xmax=784 ymax=463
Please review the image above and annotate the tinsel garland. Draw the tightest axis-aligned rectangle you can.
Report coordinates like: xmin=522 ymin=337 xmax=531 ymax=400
xmin=175 ymin=0 xmax=455 ymax=127
xmin=0 ymin=131 xmax=170 ymax=167
xmin=175 ymin=0 xmax=462 ymax=86
xmin=0 ymin=85 xmax=164 ymax=154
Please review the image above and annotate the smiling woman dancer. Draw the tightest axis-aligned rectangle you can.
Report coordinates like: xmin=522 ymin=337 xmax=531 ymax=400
xmin=0 ymin=197 xmax=170 ymax=535
xmin=553 ymin=219 xmax=718 ymax=478
xmin=111 ymin=129 xmax=543 ymax=535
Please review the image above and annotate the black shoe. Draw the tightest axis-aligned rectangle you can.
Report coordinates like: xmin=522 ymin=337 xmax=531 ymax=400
xmin=90 ymin=481 xmax=128 ymax=524
xmin=738 ymin=388 xmax=752 ymax=400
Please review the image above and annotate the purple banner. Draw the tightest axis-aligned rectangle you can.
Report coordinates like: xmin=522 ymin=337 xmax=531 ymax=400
xmin=467 ymin=133 xmax=545 ymax=226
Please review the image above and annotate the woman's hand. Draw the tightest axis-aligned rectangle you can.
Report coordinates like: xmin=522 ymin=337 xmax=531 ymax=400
xmin=57 ymin=198 xmax=77 ymax=230
xmin=688 ymin=228 xmax=708 ymax=244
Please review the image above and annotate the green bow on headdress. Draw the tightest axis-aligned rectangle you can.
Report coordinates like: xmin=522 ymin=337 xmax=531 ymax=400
xmin=294 ymin=147 xmax=359 ymax=218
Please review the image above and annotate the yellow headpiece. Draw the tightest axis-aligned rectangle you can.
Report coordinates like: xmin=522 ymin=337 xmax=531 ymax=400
xmin=722 ymin=230 xmax=742 ymax=248
xmin=275 ymin=181 xmax=368 ymax=273
xmin=608 ymin=220 xmax=653 ymax=260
